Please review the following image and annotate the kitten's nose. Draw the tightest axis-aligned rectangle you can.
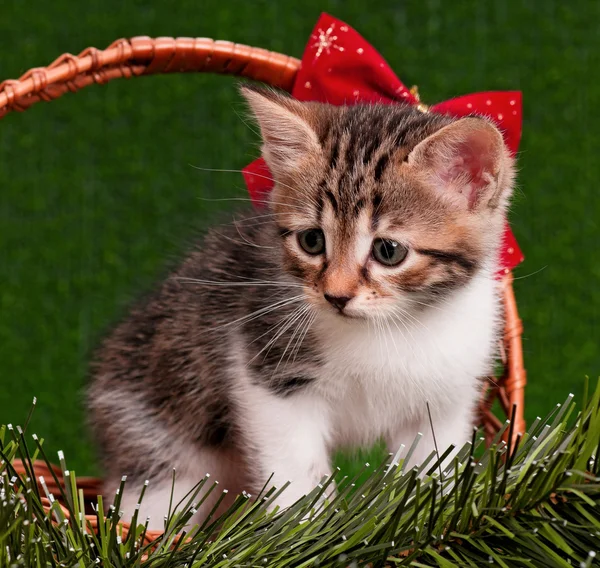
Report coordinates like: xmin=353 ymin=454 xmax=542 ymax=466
xmin=324 ymin=294 xmax=352 ymax=311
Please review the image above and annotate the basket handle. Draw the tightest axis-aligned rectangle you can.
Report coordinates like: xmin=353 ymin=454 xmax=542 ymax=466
xmin=502 ymin=272 xmax=527 ymax=439
xmin=0 ymin=36 xmax=301 ymax=118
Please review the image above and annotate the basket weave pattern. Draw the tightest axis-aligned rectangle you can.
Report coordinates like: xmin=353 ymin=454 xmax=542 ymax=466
xmin=0 ymin=37 xmax=299 ymax=118
xmin=1 ymin=36 xmax=526 ymax=541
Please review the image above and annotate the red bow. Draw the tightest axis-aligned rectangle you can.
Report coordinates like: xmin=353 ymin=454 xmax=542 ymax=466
xmin=242 ymin=13 xmax=523 ymax=277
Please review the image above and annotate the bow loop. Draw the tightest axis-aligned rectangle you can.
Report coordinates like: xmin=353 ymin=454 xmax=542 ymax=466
xmin=431 ymin=92 xmax=522 ymax=156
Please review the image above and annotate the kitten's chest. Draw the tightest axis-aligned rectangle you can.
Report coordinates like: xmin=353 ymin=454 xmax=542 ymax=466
xmin=312 ymin=278 xmax=499 ymax=444
xmin=316 ymin=321 xmax=466 ymax=416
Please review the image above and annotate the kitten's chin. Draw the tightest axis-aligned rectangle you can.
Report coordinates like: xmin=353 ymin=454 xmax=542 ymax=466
xmin=312 ymin=303 xmax=363 ymax=321
xmin=316 ymin=306 xmax=356 ymax=319
xmin=334 ymin=310 xmax=360 ymax=319
xmin=324 ymin=305 xmax=372 ymax=321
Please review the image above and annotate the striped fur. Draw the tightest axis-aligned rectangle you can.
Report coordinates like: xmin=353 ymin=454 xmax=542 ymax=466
xmin=87 ymin=87 xmax=515 ymax=529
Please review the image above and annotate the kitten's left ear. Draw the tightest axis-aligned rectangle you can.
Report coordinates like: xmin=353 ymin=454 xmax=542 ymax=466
xmin=407 ymin=117 xmax=513 ymax=211
xmin=240 ymin=85 xmax=321 ymax=179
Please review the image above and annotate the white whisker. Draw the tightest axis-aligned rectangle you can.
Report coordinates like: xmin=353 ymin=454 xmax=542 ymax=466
xmin=196 ymin=195 xmax=308 ymax=213
xmin=390 ymin=305 xmax=431 ymax=334
xmin=175 ymin=277 xmax=304 ymax=289
xmin=189 ymin=165 xmax=320 ymax=210
xmin=233 ymin=221 xmax=276 ymax=249
xmin=248 ymin=304 xmax=308 ymax=366
xmin=271 ymin=305 xmax=311 ymax=376
xmin=210 ymin=228 xmax=275 ymax=250
xmin=291 ymin=309 xmax=316 ymax=364
xmin=511 ymin=265 xmax=547 ymax=281
xmin=243 ymin=304 xmax=304 ymax=354
xmin=205 ymin=295 xmax=305 ymax=334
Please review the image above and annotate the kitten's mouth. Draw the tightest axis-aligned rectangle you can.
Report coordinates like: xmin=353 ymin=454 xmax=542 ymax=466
xmin=329 ymin=307 xmax=358 ymax=319
xmin=336 ymin=310 xmax=354 ymax=318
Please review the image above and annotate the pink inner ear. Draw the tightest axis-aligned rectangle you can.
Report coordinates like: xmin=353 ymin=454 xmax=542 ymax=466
xmin=440 ymin=138 xmax=496 ymax=209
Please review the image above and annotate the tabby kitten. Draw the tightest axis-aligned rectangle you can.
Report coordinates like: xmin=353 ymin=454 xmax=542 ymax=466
xmin=88 ymin=86 xmax=515 ymax=528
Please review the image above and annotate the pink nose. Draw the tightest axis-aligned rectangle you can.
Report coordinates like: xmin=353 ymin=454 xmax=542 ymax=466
xmin=324 ymin=294 xmax=352 ymax=311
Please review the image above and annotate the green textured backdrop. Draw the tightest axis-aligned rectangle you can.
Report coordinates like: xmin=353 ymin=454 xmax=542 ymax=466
xmin=1 ymin=1 xmax=598 ymax=475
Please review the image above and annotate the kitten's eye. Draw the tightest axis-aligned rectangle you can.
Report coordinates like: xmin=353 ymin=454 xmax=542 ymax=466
xmin=372 ymin=238 xmax=408 ymax=266
xmin=298 ymin=229 xmax=325 ymax=255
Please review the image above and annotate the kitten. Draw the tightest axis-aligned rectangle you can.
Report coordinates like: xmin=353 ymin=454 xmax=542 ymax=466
xmin=87 ymin=85 xmax=515 ymax=529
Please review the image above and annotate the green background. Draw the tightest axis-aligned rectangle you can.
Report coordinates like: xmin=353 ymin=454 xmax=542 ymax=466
xmin=1 ymin=1 xmax=598 ymax=476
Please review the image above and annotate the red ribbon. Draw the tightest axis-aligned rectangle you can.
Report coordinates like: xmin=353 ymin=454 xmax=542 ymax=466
xmin=242 ymin=13 xmax=523 ymax=276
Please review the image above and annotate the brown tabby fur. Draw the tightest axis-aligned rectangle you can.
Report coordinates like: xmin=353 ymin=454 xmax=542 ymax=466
xmin=87 ymin=86 xmax=513 ymax=520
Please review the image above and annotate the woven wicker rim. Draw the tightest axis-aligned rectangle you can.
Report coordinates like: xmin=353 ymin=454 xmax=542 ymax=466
xmin=2 ymin=36 xmax=526 ymax=543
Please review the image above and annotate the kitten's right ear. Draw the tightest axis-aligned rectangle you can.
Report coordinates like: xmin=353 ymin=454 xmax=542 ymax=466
xmin=407 ymin=117 xmax=512 ymax=212
xmin=240 ymin=85 xmax=321 ymax=178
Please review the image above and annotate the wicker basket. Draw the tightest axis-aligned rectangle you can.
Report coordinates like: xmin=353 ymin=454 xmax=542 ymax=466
xmin=2 ymin=36 xmax=526 ymax=542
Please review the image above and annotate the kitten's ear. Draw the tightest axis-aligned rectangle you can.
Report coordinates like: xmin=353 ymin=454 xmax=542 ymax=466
xmin=407 ymin=117 xmax=513 ymax=211
xmin=240 ymin=85 xmax=321 ymax=177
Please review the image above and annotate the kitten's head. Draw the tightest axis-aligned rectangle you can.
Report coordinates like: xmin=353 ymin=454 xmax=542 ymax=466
xmin=242 ymin=86 xmax=515 ymax=320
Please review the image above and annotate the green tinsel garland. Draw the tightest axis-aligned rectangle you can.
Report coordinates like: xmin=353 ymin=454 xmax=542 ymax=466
xmin=1 ymin=380 xmax=598 ymax=567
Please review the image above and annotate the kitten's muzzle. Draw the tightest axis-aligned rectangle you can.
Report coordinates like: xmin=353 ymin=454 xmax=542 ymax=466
xmin=324 ymin=294 xmax=352 ymax=312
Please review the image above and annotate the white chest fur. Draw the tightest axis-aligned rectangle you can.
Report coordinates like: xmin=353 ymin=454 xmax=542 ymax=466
xmin=312 ymin=272 xmax=501 ymax=449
